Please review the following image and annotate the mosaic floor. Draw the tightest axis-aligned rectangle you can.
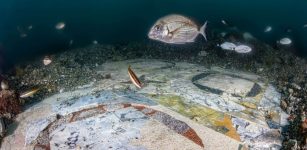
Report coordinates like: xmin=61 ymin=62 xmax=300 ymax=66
xmin=1 ymin=59 xmax=286 ymax=150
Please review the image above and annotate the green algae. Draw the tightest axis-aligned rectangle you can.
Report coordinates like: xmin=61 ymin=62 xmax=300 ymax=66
xmin=151 ymin=94 xmax=224 ymax=127
xmin=151 ymin=94 xmax=242 ymax=141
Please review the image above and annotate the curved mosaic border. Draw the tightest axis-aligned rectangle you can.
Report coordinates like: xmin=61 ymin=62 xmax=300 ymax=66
xmin=32 ymin=103 xmax=204 ymax=149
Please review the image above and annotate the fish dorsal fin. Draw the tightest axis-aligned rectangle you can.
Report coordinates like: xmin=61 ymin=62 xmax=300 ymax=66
xmin=162 ymin=14 xmax=193 ymax=24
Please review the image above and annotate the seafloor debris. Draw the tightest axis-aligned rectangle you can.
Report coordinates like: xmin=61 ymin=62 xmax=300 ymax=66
xmin=219 ymin=42 xmax=236 ymax=50
xmin=0 ymin=88 xmax=21 ymax=118
xmin=1 ymin=80 xmax=9 ymax=90
xmin=234 ymin=45 xmax=252 ymax=53
xmin=43 ymin=56 xmax=52 ymax=66
xmin=219 ymin=42 xmax=252 ymax=53
xmin=0 ymin=117 xmax=5 ymax=138
xmin=278 ymin=37 xmax=292 ymax=45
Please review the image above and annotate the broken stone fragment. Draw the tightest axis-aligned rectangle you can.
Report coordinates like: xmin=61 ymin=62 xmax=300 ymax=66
xmin=0 ymin=117 xmax=5 ymax=137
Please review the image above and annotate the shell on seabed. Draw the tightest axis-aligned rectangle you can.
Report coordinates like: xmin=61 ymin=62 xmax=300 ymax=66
xmin=43 ymin=56 xmax=52 ymax=66
xmin=1 ymin=80 xmax=9 ymax=90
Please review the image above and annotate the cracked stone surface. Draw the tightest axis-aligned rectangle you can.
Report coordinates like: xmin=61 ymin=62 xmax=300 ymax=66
xmin=1 ymin=59 xmax=286 ymax=150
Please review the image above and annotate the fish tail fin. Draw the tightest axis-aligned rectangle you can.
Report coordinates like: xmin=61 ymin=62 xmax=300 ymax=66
xmin=200 ymin=21 xmax=208 ymax=41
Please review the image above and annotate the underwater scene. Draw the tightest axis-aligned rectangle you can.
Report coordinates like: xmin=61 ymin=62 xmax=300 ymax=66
xmin=0 ymin=0 xmax=307 ymax=149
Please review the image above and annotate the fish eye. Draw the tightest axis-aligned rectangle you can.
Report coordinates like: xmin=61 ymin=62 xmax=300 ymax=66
xmin=154 ymin=25 xmax=161 ymax=30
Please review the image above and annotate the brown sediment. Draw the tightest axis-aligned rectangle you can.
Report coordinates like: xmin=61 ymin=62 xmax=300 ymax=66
xmin=131 ymin=105 xmax=157 ymax=115
xmin=183 ymin=128 xmax=205 ymax=148
xmin=97 ymin=104 xmax=105 ymax=111
xmin=34 ymin=144 xmax=50 ymax=150
xmin=69 ymin=105 xmax=105 ymax=122
xmin=132 ymin=105 xmax=145 ymax=111
xmin=144 ymin=109 xmax=157 ymax=115
xmin=123 ymin=103 xmax=132 ymax=108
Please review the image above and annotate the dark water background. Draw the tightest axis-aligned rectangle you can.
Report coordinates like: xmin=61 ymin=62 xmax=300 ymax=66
xmin=1 ymin=0 xmax=307 ymax=70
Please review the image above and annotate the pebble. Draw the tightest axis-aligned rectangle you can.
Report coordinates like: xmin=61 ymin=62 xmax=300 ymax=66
xmin=279 ymin=38 xmax=292 ymax=45
xmin=289 ymin=139 xmax=298 ymax=149
xmin=291 ymin=83 xmax=301 ymax=90
xmin=220 ymin=42 xmax=236 ymax=51
xmin=198 ymin=51 xmax=208 ymax=57
xmin=281 ymin=100 xmax=288 ymax=110
xmin=234 ymin=45 xmax=252 ymax=53
xmin=43 ymin=56 xmax=52 ymax=66
xmin=288 ymin=88 xmax=293 ymax=94
xmin=280 ymin=112 xmax=289 ymax=127
xmin=0 ymin=117 xmax=5 ymax=137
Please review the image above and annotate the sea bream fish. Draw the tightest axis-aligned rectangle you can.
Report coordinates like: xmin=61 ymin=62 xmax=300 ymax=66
xmin=148 ymin=14 xmax=207 ymax=44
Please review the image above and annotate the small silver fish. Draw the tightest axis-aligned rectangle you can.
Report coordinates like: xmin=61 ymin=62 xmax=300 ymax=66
xmin=69 ymin=40 xmax=74 ymax=46
xmin=221 ymin=19 xmax=228 ymax=26
xmin=148 ymin=14 xmax=207 ymax=44
xmin=92 ymin=40 xmax=98 ymax=45
xmin=55 ymin=22 xmax=65 ymax=30
xmin=221 ymin=19 xmax=236 ymax=28
xmin=28 ymin=25 xmax=33 ymax=30
xmin=264 ymin=26 xmax=272 ymax=32
xmin=20 ymin=88 xmax=39 ymax=98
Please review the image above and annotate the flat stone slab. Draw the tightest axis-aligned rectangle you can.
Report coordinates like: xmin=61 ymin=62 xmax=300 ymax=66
xmin=1 ymin=59 xmax=286 ymax=150
xmin=193 ymin=73 xmax=255 ymax=96
xmin=48 ymin=104 xmax=205 ymax=150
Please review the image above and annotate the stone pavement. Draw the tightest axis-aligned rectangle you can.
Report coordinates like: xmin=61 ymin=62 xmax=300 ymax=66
xmin=1 ymin=59 xmax=286 ymax=150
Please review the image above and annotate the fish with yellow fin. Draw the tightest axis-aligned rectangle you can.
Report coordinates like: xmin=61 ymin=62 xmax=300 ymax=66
xmin=128 ymin=65 xmax=143 ymax=89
